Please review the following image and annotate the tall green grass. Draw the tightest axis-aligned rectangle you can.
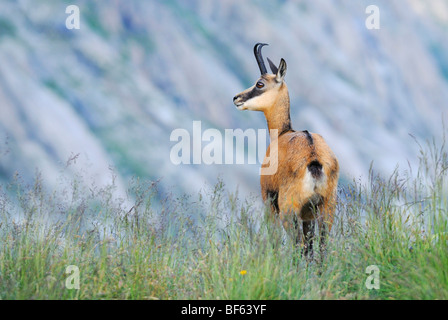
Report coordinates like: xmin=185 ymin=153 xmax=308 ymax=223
xmin=0 ymin=136 xmax=447 ymax=300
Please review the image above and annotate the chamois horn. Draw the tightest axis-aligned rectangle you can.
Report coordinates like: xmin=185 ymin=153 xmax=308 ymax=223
xmin=253 ymin=43 xmax=268 ymax=75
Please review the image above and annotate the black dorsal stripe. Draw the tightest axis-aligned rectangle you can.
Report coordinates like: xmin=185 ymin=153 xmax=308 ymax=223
xmin=302 ymin=130 xmax=314 ymax=146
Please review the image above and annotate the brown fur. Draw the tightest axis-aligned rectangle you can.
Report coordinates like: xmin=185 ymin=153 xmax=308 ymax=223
xmin=234 ymin=68 xmax=339 ymax=256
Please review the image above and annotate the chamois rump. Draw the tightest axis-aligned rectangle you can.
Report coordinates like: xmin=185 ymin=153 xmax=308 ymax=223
xmin=233 ymin=43 xmax=339 ymax=256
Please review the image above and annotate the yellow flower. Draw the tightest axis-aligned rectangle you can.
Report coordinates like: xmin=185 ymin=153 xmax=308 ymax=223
xmin=239 ymin=270 xmax=247 ymax=276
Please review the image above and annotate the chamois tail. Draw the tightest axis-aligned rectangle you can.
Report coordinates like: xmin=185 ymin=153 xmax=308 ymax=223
xmin=307 ymin=160 xmax=323 ymax=179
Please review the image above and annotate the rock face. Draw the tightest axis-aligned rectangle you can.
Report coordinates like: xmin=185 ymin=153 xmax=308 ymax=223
xmin=0 ymin=0 xmax=447 ymax=199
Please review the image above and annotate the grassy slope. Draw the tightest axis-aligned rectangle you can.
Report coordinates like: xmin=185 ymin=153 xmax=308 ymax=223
xmin=0 ymin=138 xmax=447 ymax=300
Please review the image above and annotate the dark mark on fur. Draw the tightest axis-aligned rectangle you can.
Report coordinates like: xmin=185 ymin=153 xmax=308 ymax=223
xmin=245 ymin=87 xmax=264 ymax=100
xmin=308 ymin=160 xmax=322 ymax=179
xmin=302 ymin=130 xmax=314 ymax=146
xmin=267 ymin=190 xmax=279 ymax=213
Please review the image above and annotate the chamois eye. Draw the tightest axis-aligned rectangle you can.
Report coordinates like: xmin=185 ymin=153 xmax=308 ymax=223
xmin=256 ymin=81 xmax=264 ymax=89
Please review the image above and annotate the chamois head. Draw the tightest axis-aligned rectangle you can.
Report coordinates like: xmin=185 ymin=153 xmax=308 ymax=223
xmin=233 ymin=43 xmax=288 ymax=112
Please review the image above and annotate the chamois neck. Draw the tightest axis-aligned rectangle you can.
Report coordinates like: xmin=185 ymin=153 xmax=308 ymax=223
xmin=264 ymin=90 xmax=292 ymax=139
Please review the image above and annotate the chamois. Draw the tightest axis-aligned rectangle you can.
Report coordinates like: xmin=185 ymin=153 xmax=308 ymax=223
xmin=233 ymin=43 xmax=339 ymax=256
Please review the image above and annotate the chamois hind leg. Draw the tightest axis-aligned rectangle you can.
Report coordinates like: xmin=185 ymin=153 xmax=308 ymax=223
xmin=277 ymin=188 xmax=308 ymax=255
xmin=316 ymin=199 xmax=335 ymax=258
xmin=302 ymin=220 xmax=315 ymax=259
xmin=288 ymin=213 xmax=315 ymax=260
xmin=291 ymin=214 xmax=301 ymax=246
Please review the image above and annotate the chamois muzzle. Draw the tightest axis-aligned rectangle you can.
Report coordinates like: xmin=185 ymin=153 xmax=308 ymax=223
xmin=254 ymin=43 xmax=268 ymax=75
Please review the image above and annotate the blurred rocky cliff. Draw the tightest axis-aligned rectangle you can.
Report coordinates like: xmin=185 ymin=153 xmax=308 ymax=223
xmin=0 ymin=0 xmax=447 ymax=200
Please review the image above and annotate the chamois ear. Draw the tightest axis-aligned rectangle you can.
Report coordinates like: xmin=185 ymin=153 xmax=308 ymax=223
xmin=276 ymin=58 xmax=287 ymax=82
xmin=267 ymin=57 xmax=278 ymax=75
xmin=276 ymin=58 xmax=286 ymax=82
